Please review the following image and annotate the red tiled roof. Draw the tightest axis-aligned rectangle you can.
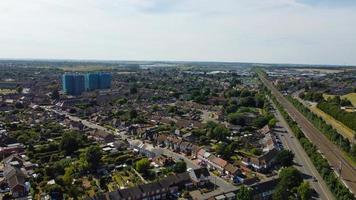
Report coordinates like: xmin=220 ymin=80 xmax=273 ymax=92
xmin=210 ymin=156 xmax=228 ymax=168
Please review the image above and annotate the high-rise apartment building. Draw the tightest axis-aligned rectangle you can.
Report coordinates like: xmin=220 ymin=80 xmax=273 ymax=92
xmin=98 ymin=73 xmax=112 ymax=89
xmin=62 ymin=74 xmax=85 ymax=96
xmin=63 ymin=72 xmax=112 ymax=95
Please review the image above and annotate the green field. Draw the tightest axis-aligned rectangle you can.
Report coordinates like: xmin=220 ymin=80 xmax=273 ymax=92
xmin=343 ymin=93 xmax=356 ymax=107
xmin=323 ymin=93 xmax=356 ymax=107
xmin=60 ymin=65 xmax=114 ymax=72
xmin=309 ymin=105 xmax=355 ymax=142
xmin=0 ymin=89 xmax=16 ymax=95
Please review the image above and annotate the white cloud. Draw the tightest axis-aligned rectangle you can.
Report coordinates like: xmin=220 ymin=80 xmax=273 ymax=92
xmin=0 ymin=0 xmax=355 ymax=65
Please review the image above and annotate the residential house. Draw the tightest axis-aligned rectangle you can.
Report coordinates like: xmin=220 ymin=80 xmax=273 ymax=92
xmin=197 ymin=149 xmax=211 ymax=164
xmin=129 ymin=140 xmax=156 ymax=158
xmin=0 ymin=143 xmax=25 ymax=157
xmin=93 ymin=172 xmax=192 ymax=200
xmin=224 ymin=163 xmax=240 ymax=180
xmin=108 ymin=185 xmax=143 ymax=200
xmin=111 ymin=140 xmax=129 ymax=150
xmin=3 ymin=165 xmax=27 ymax=198
xmin=153 ymin=134 xmax=167 ymax=147
xmin=179 ymin=141 xmax=192 ymax=155
xmin=208 ymin=155 xmax=228 ymax=174
xmin=242 ymin=149 xmax=279 ymax=172
xmin=68 ymin=120 xmax=84 ymax=131
xmin=182 ymin=133 xmax=197 ymax=143
xmin=251 ymin=178 xmax=280 ymax=200
xmin=260 ymin=133 xmax=278 ymax=152
xmin=140 ymin=182 xmax=166 ymax=200
xmin=3 ymin=154 xmax=36 ymax=173
xmin=191 ymin=145 xmax=201 ymax=159
xmin=189 ymin=168 xmax=210 ymax=186
xmin=258 ymin=125 xmax=271 ymax=135
xmin=165 ymin=135 xmax=182 ymax=152
xmin=196 ymin=149 xmax=230 ymax=174
xmin=90 ymin=129 xmax=115 ymax=143
xmin=153 ymin=155 xmax=175 ymax=167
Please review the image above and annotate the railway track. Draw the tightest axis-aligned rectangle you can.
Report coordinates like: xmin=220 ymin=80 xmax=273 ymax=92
xmin=257 ymin=72 xmax=356 ymax=195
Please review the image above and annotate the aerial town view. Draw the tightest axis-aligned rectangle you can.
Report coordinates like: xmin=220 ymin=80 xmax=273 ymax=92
xmin=0 ymin=1 xmax=355 ymax=200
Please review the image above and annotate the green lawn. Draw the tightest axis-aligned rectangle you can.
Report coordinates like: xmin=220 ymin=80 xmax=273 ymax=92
xmin=111 ymin=169 xmax=143 ymax=189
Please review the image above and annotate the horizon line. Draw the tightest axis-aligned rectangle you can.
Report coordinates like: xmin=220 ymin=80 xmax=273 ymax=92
xmin=0 ymin=57 xmax=355 ymax=67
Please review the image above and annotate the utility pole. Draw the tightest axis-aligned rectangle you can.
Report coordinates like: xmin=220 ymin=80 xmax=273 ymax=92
xmin=214 ymin=175 xmax=217 ymax=191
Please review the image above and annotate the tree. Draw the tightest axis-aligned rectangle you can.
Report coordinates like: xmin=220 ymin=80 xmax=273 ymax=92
xmin=129 ymin=109 xmax=138 ymax=119
xmin=212 ymin=125 xmax=230 ymax=141
xmin=240 ymin=96 xmax=255 ymax=107
xmin=62 ymin=166 xmax=75 ymax=185
xmin=173 ymin=161 xmax=187 ymax=173
xmin=273 ymin=167 xmax=303 ymax=200
xmin=60 ymin=132 xmax=80 ymax=155
xmin=80 ymin=146 xmax=102 ymax=172
xmin=236 ymin=185 xmax=252 ymax=200
xmin=255 ymin=95 xmax=265 ymax=108
xmin=51 ymin=89 xmax=60 ymax=100
xmin=15 ymin=101 xmax=24 ymax=109
xmin=275 ymin=150 xmax=295 ymax=167
xmin=45 ymin=184 xmax=63 ymax=199
xmin=268 ymin=118 xmax=277 ymax=128
xmin=250 ymin=148 xmax=262 ymax=156
xmin=297 ymin=181 xmax=312 ymax=200
xmin=253 ymin=116 xmax=269 ymax=128
xmin=227 ymin=113 xmax=245 ymax=126
xmin=216 ymin=142 xmax=237 ymax=159
xmin=135 ymin=158 xmax=150 ymax=175
xmin=16 ymin=85 xmax=23 ymax=94
xmin=130 ymin=86 xmax=137 ymax=94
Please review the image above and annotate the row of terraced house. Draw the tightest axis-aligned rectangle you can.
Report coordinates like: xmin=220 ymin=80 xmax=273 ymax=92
xmin=152 ymin=134 xmax=240 ymax=180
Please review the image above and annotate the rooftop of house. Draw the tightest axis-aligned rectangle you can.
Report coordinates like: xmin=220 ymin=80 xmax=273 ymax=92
xmin=209 ymin=155 xmax=228 ymax=168
xmin=258 ymin=125 xmax=271 ymax=135
xmin=94 ymin=172 xmax=192 ymax=200
xmin=191 ymin=167 xmax=210 ymax=179
xmin=251 ymin=178 xmax=280 ymax=196
xmin=4 ymin=165 xmax=26 ymax=190
xmin=224 ymin=163 xmax=239 ymax=175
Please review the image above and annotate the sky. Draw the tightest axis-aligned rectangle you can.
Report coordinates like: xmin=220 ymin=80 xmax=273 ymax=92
xmin=0 ymin=0 xmax=356 ymax=65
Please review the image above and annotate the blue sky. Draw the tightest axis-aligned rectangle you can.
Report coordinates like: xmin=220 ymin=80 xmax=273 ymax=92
xmin=0 ymin=0 xmax=355 ymax=65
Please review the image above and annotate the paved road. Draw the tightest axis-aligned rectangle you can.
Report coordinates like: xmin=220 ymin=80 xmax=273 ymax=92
xmin=270 ymin=99 xmax=334 ymax=200
xmin=258 ymin=72 xmax=356 ymax=195
xmin=43 ymin=106 xmax=125 ymax=137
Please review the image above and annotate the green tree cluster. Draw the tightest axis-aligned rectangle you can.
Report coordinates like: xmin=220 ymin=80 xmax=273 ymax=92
xmin=273 ymin=167 xmax=303 ymax=200
xmin=236 ymin=185 xmax=252 ymax=200
xmin=79 ymin=146 xmax=102 ymax=172
xmin=275 ymin=150 xmax=295 ymax=167
xmin=60 ymin=131 xmax=86 ymax=156
xmin=318 ymin=101 xmax=356 ymax=132
xmin=205 ymin=121 xmax=230 ymax=141
xmin=135 ymin=158 xmax=151 ymax=175
xmin=173 ymin=161 xmax=187 ymax=173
